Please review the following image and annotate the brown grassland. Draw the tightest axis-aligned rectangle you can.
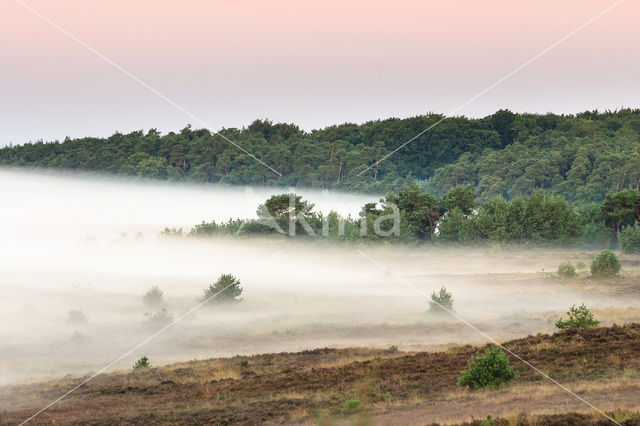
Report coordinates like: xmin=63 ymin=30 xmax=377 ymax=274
xmin=1 ymin=323 xmax=639 ymax=425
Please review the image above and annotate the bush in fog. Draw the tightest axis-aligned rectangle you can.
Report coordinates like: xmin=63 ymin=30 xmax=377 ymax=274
xmin=590 ymin=250 xmax=620 ymax=278
xmin=202 ymin=274 xmax=243 ymax=304
xmin=143 ymin=285 xmax=164 ymax=306
xmin=428 ymin=286 xmax=454 ymax=313
xmin=144 ymin=308 xmax=173 ymax=325
xmin=69 ymin=331 xmax=91 ymax=344
xmin=160 ymin=227 xmax=184 ymax=238
xmin=457 ymin=347 xmax=516 ymax=390
xmin=557 ymin=262 xmax=577 ymax=278
xmin=133 ymin=356 xmax=150 ymax=369
xmin=619 ymin=223 xmax=640 ymax=254
xmin=66 ymin=309 xmax=88 ymax=324
xmin=555 ymin=304 xmax=600 ymax=329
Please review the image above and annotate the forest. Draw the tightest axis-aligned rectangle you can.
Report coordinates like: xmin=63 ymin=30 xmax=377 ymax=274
xmin=2 ymin=109 xmax=640 ymax=204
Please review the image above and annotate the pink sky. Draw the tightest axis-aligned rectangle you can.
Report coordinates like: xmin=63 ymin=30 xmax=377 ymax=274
xmin=1 ymin=0 xmax=638 ymax=145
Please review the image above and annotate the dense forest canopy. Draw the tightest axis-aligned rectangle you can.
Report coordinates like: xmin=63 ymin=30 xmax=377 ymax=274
xmin=2 ymin=109 xmax=639 ymax=204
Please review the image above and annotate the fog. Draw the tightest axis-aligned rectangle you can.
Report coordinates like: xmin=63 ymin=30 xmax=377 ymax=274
xmin=1 ymin=168 xmax=637 ymax=385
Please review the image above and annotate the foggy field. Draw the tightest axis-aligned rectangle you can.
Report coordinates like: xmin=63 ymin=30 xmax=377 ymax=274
xmin=1 ymin=169 xmax=639 ymax=387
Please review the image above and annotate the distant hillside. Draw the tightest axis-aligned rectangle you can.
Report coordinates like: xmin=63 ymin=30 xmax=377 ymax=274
xmin=1 ymin=109 xmax=639 ymax=203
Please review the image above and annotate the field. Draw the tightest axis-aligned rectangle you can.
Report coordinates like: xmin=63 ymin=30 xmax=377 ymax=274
xmin=1 ymin=324 xmax=639 ymax=425
xmin=1 ymin=243 xmax=639 ymax=425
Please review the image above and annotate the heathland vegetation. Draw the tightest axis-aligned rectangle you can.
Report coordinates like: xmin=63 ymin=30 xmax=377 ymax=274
xmin=2 ymin=109 xmax=640 ymax=202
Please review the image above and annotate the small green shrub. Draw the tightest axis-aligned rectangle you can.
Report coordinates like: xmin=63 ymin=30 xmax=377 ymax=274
xmin=619 ymin=223 xmax=640 ymax=254
xmin=388 ymin=345 xmax=398 ymax=352
xmin=66 ymin=309 xmax=88 ymax=324
xmin=202 ymin=274 xmax=243 ymax=304
xmin=144 ymin=308 xmax=173 ymax=325
xmin=428 ymin=286 xmax=454 ymax=313
xmin=575 ymin=260 xmax=587 ymax=270
xmin=457 ymin=347 xmax=516 ymax=390
xmin=555 ymin=304 xmax=600 ymax=329
xmin=133 ymin=356 xmax=150 ymax=369
xmin=557 ymin=262 xmax=577 ymax=278
xmin=143 ymin=285 xmax=164 ymax=306
xmin=342 ymin=398 xmax=360 ymax=413
xmin=590 ymin=250 xmax=621 ymax=278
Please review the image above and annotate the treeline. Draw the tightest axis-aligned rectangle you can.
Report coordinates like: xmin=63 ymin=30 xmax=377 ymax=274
xmin=170 ymin=186 xmax=640 ymax=249
xmin=2 ymin=109 xmax=640 ymax=200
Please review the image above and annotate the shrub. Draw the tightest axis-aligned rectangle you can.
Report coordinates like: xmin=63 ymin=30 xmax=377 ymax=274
xmin=160 ymin=227 xmax=184 ymax=238
xmin=575 ymin=260 xmax=587 ymax=270
xmin=202 ymin=274 xmax=243 ymax=304
xmin=133 ymin=356 xmax=150 ymax=369
xmin=143 ymin=285 xmax=164 ymax=306
xmin=144 ymin=308 xmax=173 ymax=325
xmin=557 ymin=262 xmax=577 ymax=278
xmin=66 ymin=309 xmax=88 ymax=324
xmin=388 ymin=345 xmax=398 ymax=352
xmin=619 ymin=223 xmax=640 ymax=254
xmin=69 ymin=331 xmax=90 ymax=344
xmin=555 ymin=304 xmax=600 ymax=329
xmin=457 ymin=347 xmax=516 ymax=390
xmin=590 ymin=250 xmax=621 ymax=278
xmin=342 ymin=398 xmax=360 ymax=413
xmin=428 ymin=286 xmax=454 ymax=313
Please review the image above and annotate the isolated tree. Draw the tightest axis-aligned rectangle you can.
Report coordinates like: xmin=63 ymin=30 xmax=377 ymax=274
xmin=428 ymin=286 xmax=454 ymax=313
xmin=143 ymin=285 xmax=164 ymax=306
xmin=590 ymin=250 xmax=621 ymax=278
xmin=555 ymin=304 xmax=600 ymax=329
xmin=202 ymin=274 xmax=243 ymax=304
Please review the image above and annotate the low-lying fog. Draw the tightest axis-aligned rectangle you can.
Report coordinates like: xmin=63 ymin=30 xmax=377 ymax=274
xmin=1 ymin=168 xmax=638 ymax=385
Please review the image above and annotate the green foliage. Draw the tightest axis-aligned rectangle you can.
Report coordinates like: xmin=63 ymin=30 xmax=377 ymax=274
xmin=445 ymin=185 xmax=476 ymax=215
xmin=342 ymin=398 xmax=360 ymax=413
xmin=3 ymin=110 xmax=640 ymax=200
xmin=575 ymin=260 xmax=587 ymax=270
xmin=143 ymin=285 xmax=164 ymax=306
xmin=203 ymin=274 xmax=243 ymax=304
xmin=386 ymin=184 xmax=440 ymax=240
xmin=557 ymin=262 xmax=577 ymax=278
xmin=555 ymin=304 xmax=600 ymax=329
xmin=388 ymin=345 xmax=398 ymax=352
xmin=133 ymin=356 xmax=150 ymax=369
xmin=256 ymin=193 xmax=316 ymax=236
xmin=619 ymin=223 xmax=640 ymax=253
xmin=590 ymin=250 xmax=621 ymax=278
xmin=66 ymin=309 xmax=88 ymax=324
xmin=429 ymin=286 xmax=454 ymax=313
xmin=601 ymin=189 xmax=640 ymax=235
xmin=457 ymin=347 xmax=516 ymax=390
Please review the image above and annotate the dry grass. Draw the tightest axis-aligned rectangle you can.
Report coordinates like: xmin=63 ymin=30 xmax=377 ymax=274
xmin=1 ymin=324 xmax=639 ymax=425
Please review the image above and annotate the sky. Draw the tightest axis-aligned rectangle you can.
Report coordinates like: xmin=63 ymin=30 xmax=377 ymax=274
xmin=1 ymin=0 xmax=639 ymax=146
